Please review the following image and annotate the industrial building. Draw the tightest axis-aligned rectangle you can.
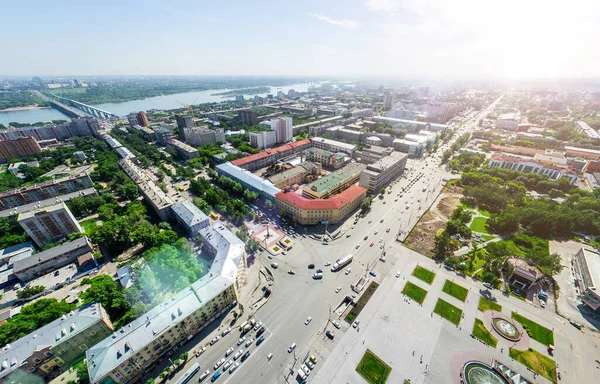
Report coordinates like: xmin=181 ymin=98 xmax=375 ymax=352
xmin=0 ymin=303 xmax=113 ymax=384
xmin=87 ymin=221 xmax=245 ymax=384
xmin=276 ymin=185 xmax=366 ymax=225
xmin=17 ymin=202 xmax=83 ymax=247
xmin=359 ymin=152 xmax=408 ymax=193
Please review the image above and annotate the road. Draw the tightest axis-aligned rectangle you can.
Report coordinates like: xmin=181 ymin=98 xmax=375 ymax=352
xmin=166 ymin=97 xmax=508 ymax=384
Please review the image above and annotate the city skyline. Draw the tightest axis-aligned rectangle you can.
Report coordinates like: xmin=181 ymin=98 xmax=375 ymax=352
xmin=3 ymin=0 xmax=600 ymax=79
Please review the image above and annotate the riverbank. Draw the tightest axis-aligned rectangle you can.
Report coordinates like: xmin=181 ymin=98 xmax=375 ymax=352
xmin=0 ymin=105 xmax=50 ymax=112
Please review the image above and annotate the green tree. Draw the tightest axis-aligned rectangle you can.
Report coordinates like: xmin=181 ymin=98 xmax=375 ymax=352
xmin=76 ymin=361 xmax=90 ymax=384
xmin=360 ymin=197 xmax=372 ymax=212
xmin=81 ymin=275 xmax=131 ymax=324
xmin=16 ymin=285 xmax=45 ymax=299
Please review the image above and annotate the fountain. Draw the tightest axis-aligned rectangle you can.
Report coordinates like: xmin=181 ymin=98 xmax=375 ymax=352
xmin=463 ymin=361 xmax=509 ymax=384
xmin=491 ymin=317 xmax=521 ymax=342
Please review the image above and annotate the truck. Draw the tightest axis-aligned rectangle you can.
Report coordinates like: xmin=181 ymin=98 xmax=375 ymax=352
xmin=331 ymin=254 xmax=353 ymax=272
xmin=242 ymin=319 xmax=256 ymax=333
xmin=297 ymin=368 xmax=308 ymax=383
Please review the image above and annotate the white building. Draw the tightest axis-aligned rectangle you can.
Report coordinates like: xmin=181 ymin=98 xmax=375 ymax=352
xmin=574 ymin=121 xmax=600 ymax=139
xmin=488 ymin=153 xmax=577 ymax=184
xmin=270 ymin=117 xmax=293 ymax=144
xmin=171 ymin=200 xmax=210 ymax=235
xmin=311 ymin=137 xmax=357 ymax=156
xmin=249 ymin=131 xmax=277 ymax=149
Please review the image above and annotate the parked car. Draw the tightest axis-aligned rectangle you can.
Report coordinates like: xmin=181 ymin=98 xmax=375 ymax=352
xmin=353 ymin=320 xmax=360 ymax=328
xmin=333 ymin=320 xmax=341 ymax=329
xmin=214 ymin=358 xmax=225 ymax=370
xmin=237 ymin=336 xmax=246 ymax=346
xmin=225 ymin=347 xmax=234 ymax=356
xmin=305 ymin=317 xmax=312 ymax=325
xmin=288 ymin=270 xmax=296 ymax=275
xmin=308 ymin=264 xmax=315 ymax=269
xmin=256 ymin=335 xmax=265 ymax=345
xmin=195 ymin=346 xmax=206 ymax=357
xmin=241 ymin=351 xmax=251 ymax=362
xmin=210 ymin=336 xmax=220 ymax=345
xmin=288 ymin=343 xmax=296 ymax=353
xmin=233 ymin=349 xmax=243 ymax=360
xmin=326 ymin=330 xmax=335 ymax=339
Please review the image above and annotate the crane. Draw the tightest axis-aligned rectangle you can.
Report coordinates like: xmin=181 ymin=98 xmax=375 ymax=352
xmin=175 ymin=98 xmax=198 ymax=127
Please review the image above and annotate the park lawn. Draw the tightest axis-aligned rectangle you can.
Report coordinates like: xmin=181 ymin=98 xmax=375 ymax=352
xmin=412 ymin=265 xmax=436 ymax=284
xmin=470 ymin=217 xmax=489 ymax=234
xmin=442 ymin=280 xmax=469 ymax=302
xmin=512 ymin=312 xmax=554 ymax=346
xmin=356 ymin=349 xmax=392 ymax=384
xmin=434 ymin=299 xmax=463 ymax=326
xmin=478 ymin=296 xmax=502 ymax=313
xmin=472 ymin=318 xmax=498 ymax=348
xmin=509 ymin=348 xmax=556 ymax=382
xmin=402 ymin=282 xmax=428 ymax=304
xmin=80 ymin=218 xmax=98 ymax=236
xmin=461 ymin=203 xmax=490 ymax=218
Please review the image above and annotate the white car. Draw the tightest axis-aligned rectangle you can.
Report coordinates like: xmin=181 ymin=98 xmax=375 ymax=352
xmin=353 ymin=320 xmax=360 ymax=328
xmin=198 ymin=370 xmax=210 ymax=382
xmin=237 ymin=336 xmax=246 ymax=346
xmin=222 ymin=327 xmax=231 ymax=336
xmin=245 ymin=338 xmax=254 ymax=347
xmin=332 ymin=320 xmax=341 ymax=329
xmin=355 ymin=243 xmax=360 ymax=249
xmin=345 ymin=268 xmax=351 ymax=275
xmin=335 ymin=286 xmax=341 ymax=293
xmin=210 ymin=336 xmax=220 ymax=345
xmin=302 ymin=364 xmax=311 ymax=376
xmin=288 ymin=343 xmax=296 ymax=353
xmin=254 ymin=321 xmax=263 ymax=331
xmin=324 ymin=262 xmax=331 ymax=267
xmin=223 ymin=360 xmax=233 ymax=371
xmin=225 ymin=347 xmax=234 ymax=356
xmin=395 ymin=271 xmax=400 ymax=278
xmin=214 ymin=358 xmax=225 ymax=370
xmin=233 ymin=349 xmax=243 ymax=360
xmin=305 ymin=317 xmax=312 ymax=325
xmin=195 ymin=346 xmax=206 ymax=357
xmin=540 ymin=300 xmax=546 ymax=308
xmin=306 ymin=360 xmax=315 ymax=369
xmin=229 ymin=362 xmax=240 ymax=373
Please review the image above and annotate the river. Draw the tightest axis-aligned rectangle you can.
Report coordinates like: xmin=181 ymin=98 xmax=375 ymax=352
xmin=0 ymin=81 xmax=320 ymax=126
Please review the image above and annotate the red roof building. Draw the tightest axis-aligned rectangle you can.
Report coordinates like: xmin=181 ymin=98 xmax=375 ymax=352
xmin=231 ymin=138 xmax=311 ymax=171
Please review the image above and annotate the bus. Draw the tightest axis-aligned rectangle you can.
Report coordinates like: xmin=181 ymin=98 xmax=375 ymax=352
xmin=174 ymin=362 xmax=200 ymax=384
xmin=331 ymin=254 xmax=353 ymax=272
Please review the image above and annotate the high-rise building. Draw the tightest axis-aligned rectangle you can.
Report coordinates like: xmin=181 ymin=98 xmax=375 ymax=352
xmin=17 ymin=202 xmax=83 ymax=247
xmin=69 ymin=117 xmax=100 ymax=137
xmin=182 ymin=128 xmax=225 ymax=146
xmin=383 ymin=91 xmax=394 ymax=110
xmin=270 ymin=117 xmax=293 ymax=144
xmin=135 ymin=111 xmax=150 ymax=127
xmin=0 ymin=137 xmax=42 ymax=161
xmin=277 ymin=90 xmax=285 ymax=100
xmin=175 ymin=115 xmax=194 ymax=139
xmin=235 ymin=95 xmax=244 ymax=102
xmin=288 ymin=89 xmax=297 ymax=98
xmin=238 ymin=110 xmax=258 ymax=126
xmin=249 ymin=131 xmax=277 ymax=149
xmin=127 ymin=113 xmax=138 ymax=128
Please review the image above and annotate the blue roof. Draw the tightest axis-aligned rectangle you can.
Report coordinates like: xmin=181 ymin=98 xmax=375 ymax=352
xmin=216 ymin=162 xmax=281 ymax=198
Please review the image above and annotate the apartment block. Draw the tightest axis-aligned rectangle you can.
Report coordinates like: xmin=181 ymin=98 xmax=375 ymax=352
xmin=0 ymin=137 xmax=42 ymax=161
xmin=87 ymin=221 xmax=244 ymax=384
xmin=249 ymin=131 xmax=277 ymax=149
xmin=311 ymin=137 xmax=356 ymax=156
xmin=359 ymin=152 xmax=408 ymax=193
xmin=237 ymin=110 xmax=258 ymax=125
xmin=171 ymin=200 xmax=210 ymax=236
xmin=168 ymin=139 xmax=199 ymax=159
xmin=135 ymin=111 xmax=150 ymax=127
xmin=0 ymin=303 xmax=113 ymax=384
xmin=0 ymin=168 xmax=93 ymax=209
xmin=13 ymin=236 xmax=93 ymax=281
xmin=182 ymin=128 xmax=225 ymax=147
xmin=270 ymin=117 xmax=293 ymax=144
xmin=17 ymin=202 xmax=83 ymax=248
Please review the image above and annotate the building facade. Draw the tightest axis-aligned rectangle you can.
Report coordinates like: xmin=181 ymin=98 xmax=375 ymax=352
xmin=304 ymin=147 xmax=345 ymax=170
xmin=495 ymin=113 xmax=520 ymax=131
xmin=276 ymin=185 xmax=366 ymax=225
xmin=249 ymin=131 xmax=277 ymax=149
xmin=572 ymin=247 xmax=600 ymax=310
xmin=13 ymin=236 xmax=93 ymax=281
xmin=0 ymin=303 xmax=113 ymax=384
xmin=311 ymin=137 xmax=356 ymax=156
xmin=268 ymin=162 xmax=321 ymax=189
xmin=488 ymin=153 xmax=577 ymax=184
xmin=230 ymin=138 xmax=311 ymax=171
xmin=182 ymin=128 xmax=224 ymax=147
xmin=168 ymin=139 xmax=200 ymax=159
xmin=359 ymin=152 xmax=408 ymax=193
xmin=238 ymin=110 xmax=258 ymax=126
xmin=17 ymin=202 xmax=83 ymax=247
xmin=87 ymin=221 xmax=245 ymax=384
xmin=171 ymin=200 xmax=210 ymax=235
xmin=175 ymin=115 xmax=194 ymax=131
xmin=0 ymin=170 xmax=93 ymax=209
xmin=0 ymin=137 xmax=42 ymax=161
xmin=270 ymin=117 xmax=293 ymax=144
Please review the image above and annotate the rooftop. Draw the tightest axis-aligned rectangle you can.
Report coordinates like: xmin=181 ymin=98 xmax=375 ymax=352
xmin=491 ymin=153 xmax=577 ymax=175
xmin=0 ymin=303 xmax=108 ymax=380
xmin=276 ymin=185 xmax=366 ymax=210
xmin=305 ymin=147 xmax=345 ymax=160
xmin=17 ymin=201 xmax=72 ymax=221
xmin=0 ymin=188 xmax=97 ymax=218
xmin=216 ymin=163 xmax=281 ymax=198
xmin=169 ymin=139 xmax=199 ymax=153
xmin=231 ymin=138 xmax=311 ymax=167
xmin=116 ymin=147 xmax=136 ymax=159
xmin=303 ymin=162 xmax=365 ymax=193
xmin=268 ymin=162 xmax=318 ymax=185
xmin=580 ymin=248 xmax=600 ymax=290
xmin=12 ymin=236 xmax=92 ymax=273
xmin=171 ymin=200 xmax=209 ymax=230
xmin=0 ymin=242 xmax=33 ymax=265
xmin=366 ymin=152 xmax=408 ymax=173
xmin=311 ymin=137 xmax=357 ymax=152
xmin=0 ymin=167 xmax=92 ymax=200
xmin=87 ymin=221 xmax=243 ymax=383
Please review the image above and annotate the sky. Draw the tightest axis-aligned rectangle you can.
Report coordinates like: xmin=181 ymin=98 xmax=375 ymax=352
xmin=2 ymin=0 xmax=600 ymax=80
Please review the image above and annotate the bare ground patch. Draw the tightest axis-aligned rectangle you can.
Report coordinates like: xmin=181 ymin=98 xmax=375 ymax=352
xmin=404 ymin=185 xmax=463 ymax=257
